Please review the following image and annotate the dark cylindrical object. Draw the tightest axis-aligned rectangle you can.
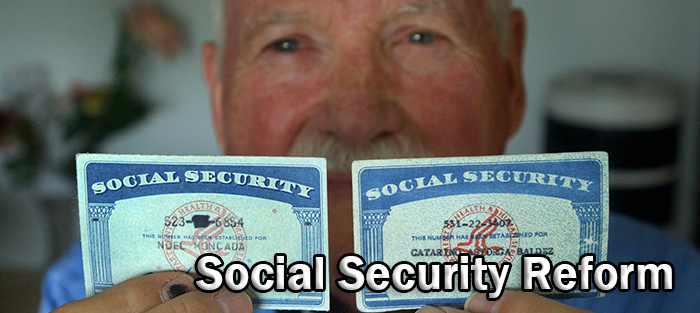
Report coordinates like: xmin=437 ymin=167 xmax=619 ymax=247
xmin=546 ymin=71 xmax=680 ymax=225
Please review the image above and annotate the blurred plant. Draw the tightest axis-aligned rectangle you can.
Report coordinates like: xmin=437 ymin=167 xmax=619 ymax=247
xmin=0 ymin=108 xmax=42 ymax=185
xmin=0 ymin=1 xmax=185 ymax=185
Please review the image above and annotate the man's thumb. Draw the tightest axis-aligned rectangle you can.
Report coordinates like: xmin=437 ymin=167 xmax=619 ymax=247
xmin=464 ymin=291 xmax=592 ymax=313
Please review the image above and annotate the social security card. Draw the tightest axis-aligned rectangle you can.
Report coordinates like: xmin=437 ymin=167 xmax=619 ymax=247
xmin=352 ymin=152 xmax=608 ymax=312
xmin=77 ymin=154 xmax=329 ymax=311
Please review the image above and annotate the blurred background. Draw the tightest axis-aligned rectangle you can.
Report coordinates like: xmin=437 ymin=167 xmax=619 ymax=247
xmin=0 ymin=0 xmax=698 ymax=311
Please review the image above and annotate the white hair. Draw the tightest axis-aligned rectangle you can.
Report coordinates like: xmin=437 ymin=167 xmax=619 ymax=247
xmin=210 ymin=0 xmax=513 ymax=56
xmin=289 ymin=132 xmax=434 ymax=173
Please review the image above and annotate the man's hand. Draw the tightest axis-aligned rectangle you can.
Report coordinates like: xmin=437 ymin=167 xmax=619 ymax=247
xmin=52 ymin=272 xmax=253 ymax=313
xmin=416 ymin=291 xmax=592 ymax=313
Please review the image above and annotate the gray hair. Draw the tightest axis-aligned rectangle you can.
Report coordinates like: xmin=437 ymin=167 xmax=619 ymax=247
xmin=210 ymin=0 xmax=513 ymax=56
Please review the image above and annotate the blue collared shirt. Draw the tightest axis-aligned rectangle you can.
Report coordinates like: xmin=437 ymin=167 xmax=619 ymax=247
xmin=39 ymin=213 xmax=700 ymax=312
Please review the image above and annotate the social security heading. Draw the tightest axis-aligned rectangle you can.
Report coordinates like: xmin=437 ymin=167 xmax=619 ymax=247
xmin=364 ymin=169 xmax=595 ymax=201
xmin=90 ymin=170 xmax=315 ymax=199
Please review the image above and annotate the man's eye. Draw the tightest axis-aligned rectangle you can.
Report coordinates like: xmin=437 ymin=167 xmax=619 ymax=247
xmin=272 ymin=39 xmax=300 ymax=52
xmin=408 ymin=32 xmax=435 ymax=44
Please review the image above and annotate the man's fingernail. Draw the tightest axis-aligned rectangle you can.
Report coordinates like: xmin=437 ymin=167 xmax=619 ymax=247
xmin=416 ymin=305 xmax=447 ymax=313
xmin=160 ymin=275 xmax=195 ymax=301
xmin=215 ymin=290 xmax=252 ymax=313
xmin=464 ymin=293 xmax=496 ymax=313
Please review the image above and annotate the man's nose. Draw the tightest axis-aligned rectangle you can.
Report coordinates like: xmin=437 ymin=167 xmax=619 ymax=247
xmin=322 ymin=49 xmax=402 ymax=145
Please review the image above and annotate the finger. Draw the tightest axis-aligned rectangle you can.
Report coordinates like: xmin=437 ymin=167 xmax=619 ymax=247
xmin=416 ymin=305 xmax=466 ymax=313
xmin=464 ymin=291 xmax=592 ymax=313
xmin=53 ymin=272 xmax=194 ymax=313
xmin=147 ymin=288 xmax=253 ymax=313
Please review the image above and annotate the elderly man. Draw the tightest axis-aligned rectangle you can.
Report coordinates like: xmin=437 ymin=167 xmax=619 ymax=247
xmin=41 ymin=0 xmax=700 ymax=312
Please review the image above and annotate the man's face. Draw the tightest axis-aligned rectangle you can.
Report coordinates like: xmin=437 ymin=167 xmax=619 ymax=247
xmin=203 ymin=0 xmax=524 ymax=304
xmin=205 ymin=0 xmax=525 ymax=174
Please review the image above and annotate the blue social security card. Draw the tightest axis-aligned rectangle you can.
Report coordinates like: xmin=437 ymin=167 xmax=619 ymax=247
xmin=350 ymin=152 xmax=609 ymax=312
xmin=76 ymin=154 xmax=329 ymax=311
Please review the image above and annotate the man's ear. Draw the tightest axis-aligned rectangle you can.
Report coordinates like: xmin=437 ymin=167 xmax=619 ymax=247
xmin=201 ymin=41 xmax=226 ymax=152
xmin=506 ymin=9 xmax=526 ymax=138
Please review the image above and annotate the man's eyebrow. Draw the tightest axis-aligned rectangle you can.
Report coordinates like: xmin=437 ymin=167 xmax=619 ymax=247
xmin=390 ymin=0 xmax=449 ymax=16
xmin=257 ymin=11 xmax=309 ymax=25
xmin=243 ymin=11 xmax=310 ymax=42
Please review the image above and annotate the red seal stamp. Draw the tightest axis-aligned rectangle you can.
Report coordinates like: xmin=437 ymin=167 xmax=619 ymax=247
xmin=161 ymin=200 xmax=247 ymax=271
xmin=440 ymin=203 xmax=519 ymax=264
